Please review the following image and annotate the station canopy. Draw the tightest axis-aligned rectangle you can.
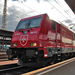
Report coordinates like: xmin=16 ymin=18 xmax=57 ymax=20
xmin=0 ymin=29 xmax=13 ymax=50
xmin=65 ymin=0 xmax=75 ymax=14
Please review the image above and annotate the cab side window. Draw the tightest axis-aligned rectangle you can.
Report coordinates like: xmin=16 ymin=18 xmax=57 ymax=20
xmin=52 ymin=21 xmax=55 ymax=30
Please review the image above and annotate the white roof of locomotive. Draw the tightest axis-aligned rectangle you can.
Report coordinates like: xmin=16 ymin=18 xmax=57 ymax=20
xmin=59 ymin=22 xmax=75 ymax=33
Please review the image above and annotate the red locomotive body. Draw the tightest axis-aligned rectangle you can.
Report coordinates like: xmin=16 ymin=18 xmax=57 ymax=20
xmin=7 ymin=14 xmax=75 ymax=67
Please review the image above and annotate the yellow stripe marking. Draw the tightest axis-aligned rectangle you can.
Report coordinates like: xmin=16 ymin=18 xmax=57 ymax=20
xmin=22 ymin=57 xmax=75 ymax=75
xmin=36 ymin=59 xmax=75 ymax=75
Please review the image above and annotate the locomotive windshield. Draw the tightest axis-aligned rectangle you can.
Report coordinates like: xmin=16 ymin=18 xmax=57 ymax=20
xmin=16 ymin=17 xmax=43 ymax=30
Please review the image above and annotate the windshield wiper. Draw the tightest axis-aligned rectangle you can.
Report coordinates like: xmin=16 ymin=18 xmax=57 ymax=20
xmin=26 ymin=20 xmax=31 ymax=28
xmin=18 ymin=20 xmax=31 ymax=32
xmin=18 ymin=20 xmax=30 ymax=31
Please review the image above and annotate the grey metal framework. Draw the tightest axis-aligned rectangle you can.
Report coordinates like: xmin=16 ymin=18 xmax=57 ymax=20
xmin=0 ymin=29 xmax=13 ymax=50
xmin=2 ymin=0 xmax=7 ymax=29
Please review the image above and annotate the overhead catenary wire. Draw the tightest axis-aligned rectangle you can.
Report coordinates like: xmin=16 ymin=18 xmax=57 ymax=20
xmin=58 ymin=0 xmax=75 ymax=29
xmin=17 ymin=0 xmax=69 ymax=20
xmin=47 ymin=0 xmax=70 ymax=19
xmin=57 ymin=0 xmax=74 ymax=18
xmin=17 ymin=1 xmax=40 ymax=14
xmin=16 ymin=0 xmax=73 ymax=25
xmin=57 ymin=0 xmax=75 ymax=27
xmin=55 ymin=0 xmax=72 ymax=19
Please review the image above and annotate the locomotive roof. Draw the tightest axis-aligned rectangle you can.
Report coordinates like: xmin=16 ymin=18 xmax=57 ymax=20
xmin=51 ymin=18 xmax=75 ymax=34
xmin=69 ymin=28 xmax=75 ymax=33
xmin=21 ymin=13 xmax=46 ymax=21
xmin=59 ymin=22 xmax=75 ymax=33
xmin=20 ymin=13 xmax=75 ymax=33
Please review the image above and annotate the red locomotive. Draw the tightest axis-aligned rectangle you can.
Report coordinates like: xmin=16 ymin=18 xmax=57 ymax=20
xmin=7 ymin=14 xmax=75 ymax=67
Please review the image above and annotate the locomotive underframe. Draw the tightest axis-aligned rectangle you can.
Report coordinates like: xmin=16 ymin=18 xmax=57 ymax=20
xmin=7 ymin=47 xmax=75 ymax=67
xmin=7 ymin=47 xmax=45 ymax=62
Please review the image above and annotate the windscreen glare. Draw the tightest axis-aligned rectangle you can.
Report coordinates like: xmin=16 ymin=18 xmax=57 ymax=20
xmin=16 ymin=17 xmax=43 ymax=30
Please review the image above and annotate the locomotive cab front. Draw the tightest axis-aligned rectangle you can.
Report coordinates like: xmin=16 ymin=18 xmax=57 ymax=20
xmin=7 ymin=14 xmax=46 ymax=66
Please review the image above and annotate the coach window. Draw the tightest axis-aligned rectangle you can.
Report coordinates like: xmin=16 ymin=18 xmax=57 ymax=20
xmin=52 ymin=21 xmax=55 ymax=30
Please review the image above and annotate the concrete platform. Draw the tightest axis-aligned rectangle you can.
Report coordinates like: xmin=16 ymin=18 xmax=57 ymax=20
xmin=41 ymin=60 xmax=75 ymax=75
xmin=22 ymin=57 xmax=75 ymax=75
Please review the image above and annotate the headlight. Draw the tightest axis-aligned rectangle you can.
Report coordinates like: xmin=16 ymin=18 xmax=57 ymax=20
xmin=13 ymin=43 xmax=17 ymax=47
xmin=30 ymin=42 xmax=37 ymax=46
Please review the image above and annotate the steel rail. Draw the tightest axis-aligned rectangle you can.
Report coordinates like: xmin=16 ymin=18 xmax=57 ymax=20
xmin=0 ymin=64 xmax=23 ymax=72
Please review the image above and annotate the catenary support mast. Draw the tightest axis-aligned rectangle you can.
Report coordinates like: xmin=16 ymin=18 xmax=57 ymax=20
xmin=2 ymin=0 xmax=7 ymax=30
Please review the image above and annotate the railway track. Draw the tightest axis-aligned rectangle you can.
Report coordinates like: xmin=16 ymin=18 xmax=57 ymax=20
xmin=0 ymin=63 xmax=38 ymax=75
xmin=0 ymin=64 xmax=37 ymax=75
xmin=0 ymin=64 xmax=23 ymax=72
xmin=0 ymin=57 xmax=75 ymax=75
